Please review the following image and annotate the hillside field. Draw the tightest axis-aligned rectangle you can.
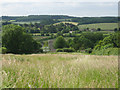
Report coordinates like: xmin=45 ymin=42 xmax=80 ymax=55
xmin=12 ymin=21 xmax=41 ymax=24
xmin=78 ymin=23 xmax=118 ymax=30
xmin=54 ymin=21 xmax=79 ymax=26
xmin=2 ymin=53 xmax=118 ymax=88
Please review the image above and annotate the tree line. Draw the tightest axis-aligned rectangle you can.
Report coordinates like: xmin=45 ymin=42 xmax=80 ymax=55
xmin=54 ymin=32 xmax=119 ymax=55
xmin=2 ymin=15 xmax=117 ymax=24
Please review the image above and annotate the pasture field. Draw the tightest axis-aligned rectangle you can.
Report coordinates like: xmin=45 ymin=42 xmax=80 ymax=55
xmin=78 ymin=23 xmax=118 ymax=30
xmin=2 ymin=53 xmax=118 ymax=88
xmin=12 ymin=21 xmax=41 ymax=24
xmin=54 ymin=21 xmax=79 ymax=26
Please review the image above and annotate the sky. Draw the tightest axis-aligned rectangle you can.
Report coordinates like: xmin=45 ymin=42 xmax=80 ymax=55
xmin=0 ymin=0 xmax=119 ymax=17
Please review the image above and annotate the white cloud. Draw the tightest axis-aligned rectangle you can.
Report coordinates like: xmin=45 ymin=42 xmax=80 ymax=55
xmin=0 ymin=0 xmax=119 ymax=3
xmin=0 ymin=2 xmax=118 ymax=17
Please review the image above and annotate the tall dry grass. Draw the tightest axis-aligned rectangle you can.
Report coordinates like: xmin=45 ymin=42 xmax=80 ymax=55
xmin=1 ymin=54 xmax=118 ymax=88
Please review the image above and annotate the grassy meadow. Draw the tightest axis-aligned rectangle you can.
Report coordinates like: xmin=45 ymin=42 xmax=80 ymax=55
xmin=2 ymin=53 xmax=118 ymax=88
xmin=54 ymin=21 xmax=79 ymax=26
xmin=12 ymin=21 xmax=41 ymax=24
xmin=78 ymin=23 xmax=117 ymax=30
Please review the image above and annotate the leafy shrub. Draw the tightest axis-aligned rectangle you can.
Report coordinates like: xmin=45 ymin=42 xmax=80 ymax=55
xmin=92 ymin=48 xmax=118 ymax=55
xmin=63 ymin=48 xmax=75 ymax=52
xmin=41 ymin=33 xmax=44 ymax=36
xmin=56 ymin=49 xmax=63 ymax=52
xmin=39 ymin=48 xmax=43 ymax=53
xmin=2 ymin=47 xmax=7 ymax=54
xmin=46 ymin=33 xmax=50 ymax=36
xmin=85 ymin=48 xmax=92 ymax=53
xmin=114 ymin=28 xmax=117 ymax=32
xmin=56 ymin=48 xmax=75 ymax=52
xmin=101 ymin=44 xmax=114 ymax=49
xmin=97 ymin=28 xmax=101 ymax=31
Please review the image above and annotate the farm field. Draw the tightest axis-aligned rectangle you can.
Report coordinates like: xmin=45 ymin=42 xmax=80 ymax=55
xmin=12 ymin=21 xmax=41 ymax=24
xmin=78 ymin=23 xmax=118 ymax=30
xmin=2 ymin=53 xmax=118 ymax=88
xmin=54 ymin=21 xmax=79 ymax=26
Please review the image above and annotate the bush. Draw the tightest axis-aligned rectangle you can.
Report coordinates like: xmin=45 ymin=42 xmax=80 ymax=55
xmin=2 ymin=47 xmax=7 ymax=54
xmin=41 ymin=33 xmax=44 ymax=36
xmin=85 ymin=48 xmax=92 ymax=53
xmin=101 ymin=44 xmax=114 ymax=49
xmin=56 ymin=48 xmax=75 ymax=52
xmin=46 ymin=33 xmax=50 ymax=36
xmin=63 ymin=48 xmax=75 ymax=52
xmin=39 ymin=48 xmax=43 ymax=53
xmin=92 ymin=48 xmax=118 ymax=55
xmin=56 ymin=49 xmax=63 ymax=52
xmin=114 ymin=28 xmax=117 ymax=32
xmin=97 ymin=28 xmax=101 ymax=31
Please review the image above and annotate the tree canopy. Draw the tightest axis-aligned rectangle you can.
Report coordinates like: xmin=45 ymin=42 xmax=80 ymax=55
xmin=2 ymin=24 xmax=42 ymax=54
xmin=54 ymin=36 xmax=67 ymax=49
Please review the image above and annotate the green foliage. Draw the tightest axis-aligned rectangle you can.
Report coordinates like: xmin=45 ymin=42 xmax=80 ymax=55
xmin=101 ymin=44 xmax=114 ymax=49
xmin=63 ymin=48 xmax=75 ymax=52
xmin=56 ymin=49 xmax=64 ymax=52
xmin=2 ymin=24 xmax=42 ymax=54
xmin=1 ymin=47 xmax=7 ymax=54
xmin=93 ymin=40 xmax=104 ymax=50
xmin=44 ymin=41 xmax=48 ymax=47
xmin=114 ymin=28 xmax=118 ymax=32
xmin=82 ymin=32 xmax=104 ymax=45
xmin=54 ymin=36 xmax=67 ymax=49
xmin=93 ymin=32 xmax=119 ymax=55
xmin=56 ymin=48 xmax=75 ymax=52
xmin=97 ymin=28 xmax=101 ymax=31
xmin=85 ymin=48 xmax=92 ymax=53
xmin=67 ymin=38 xmax=74 ymax=48
xmin=46 ymin=33 xmax=50 ymax=36
xmin=92 ymin=48 xmax=118 ymax=55
xmin=39 ymin=48 xmax=43 ymax=53
xmin=3 ymin=15 xmax=117 ymax=24
xmin=94 ymin=32 xmax=119 ymax=51
xmin=73 ymin=36 xmax=93 ymax=50
xmin=57 ymin=31 xmax=63 ymax=37
xmin=9 ymin=20 xmax=79 ymax=34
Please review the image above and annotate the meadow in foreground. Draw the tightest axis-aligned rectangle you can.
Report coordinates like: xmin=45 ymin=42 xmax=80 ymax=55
xmin=2 ymin=53 xmax=118 ymax=88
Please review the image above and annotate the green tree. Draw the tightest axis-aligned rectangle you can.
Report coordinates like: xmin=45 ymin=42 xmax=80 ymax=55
xmin=54 ymin=36 xmax=67 ymax=49
xmin=73 ymin=36 xmax=93 ymax=50
xmin=97 ymin=28 xmax=101 ymax=31
xmin=114 ymin=28 xmax=117 ymax=32
xmin=2 ymin=24 xmax=42 ymax=54
xmin=57 ymin=31 xmax=63 ymax=37
xmin=93 ymin=32 xmax=119 ymax=50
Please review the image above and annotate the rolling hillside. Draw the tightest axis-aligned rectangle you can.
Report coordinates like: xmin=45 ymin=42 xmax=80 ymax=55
xmin=2 ymin=15 xmax=118 ymax=25
xmin=78 ymin=23 xmax=118 ymax=30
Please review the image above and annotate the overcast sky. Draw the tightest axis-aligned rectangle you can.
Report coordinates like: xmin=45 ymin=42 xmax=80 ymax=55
xmin=0 ymin=0 xmax=119 ymax=17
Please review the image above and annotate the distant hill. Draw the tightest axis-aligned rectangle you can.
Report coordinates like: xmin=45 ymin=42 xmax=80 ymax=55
xmin=1 ymin=15 xmax=118 ymax=25
xmin=2 ymin=15 xmax=74 ymax=22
